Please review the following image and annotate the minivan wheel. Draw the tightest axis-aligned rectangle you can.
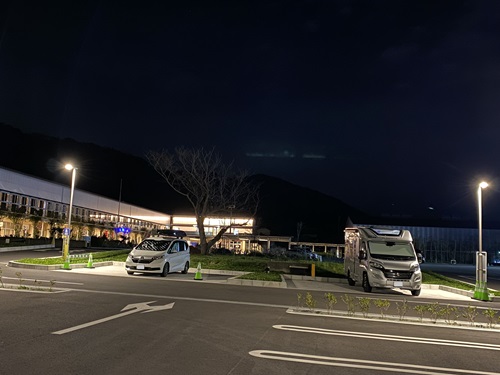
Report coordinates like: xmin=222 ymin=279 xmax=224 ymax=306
xmin=347 ymin=271 xmax=355 ymax=286
xmin=362 ymin=272 xmax=372 ymax=293
xmin=411 ymin=289 xmax=421 ymax=296
xmin=181 ymin=261 xmax=189 ymax=274
xmin=161 ymin=263 xmax=169 ymax=277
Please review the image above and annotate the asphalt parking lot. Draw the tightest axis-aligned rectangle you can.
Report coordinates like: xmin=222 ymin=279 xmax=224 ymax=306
xmin=64 ymin=263 xmax=478 ymax=301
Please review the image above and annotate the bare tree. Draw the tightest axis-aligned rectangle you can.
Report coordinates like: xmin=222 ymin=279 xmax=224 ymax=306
xmin=296 ymin=221 xmax=303 ymax=242
xmin=146 ymin=147 xmax=260 ymax=255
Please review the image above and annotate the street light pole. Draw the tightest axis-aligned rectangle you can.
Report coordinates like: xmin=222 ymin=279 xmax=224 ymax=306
xmin=62 ymin=164 xmax=77 ymax=265
xmin=473 ymin=181 xmax=490 ymax=301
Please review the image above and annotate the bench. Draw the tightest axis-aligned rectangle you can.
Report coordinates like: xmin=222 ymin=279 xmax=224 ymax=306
xmin=289 ymin=265 xmax=309 ymax=276
xmin=265 ymin=261 xmax=312 ymax=275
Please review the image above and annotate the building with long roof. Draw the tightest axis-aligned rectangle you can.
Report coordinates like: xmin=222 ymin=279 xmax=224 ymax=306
xmin=0 ymin=166 xmax=267 ymax=252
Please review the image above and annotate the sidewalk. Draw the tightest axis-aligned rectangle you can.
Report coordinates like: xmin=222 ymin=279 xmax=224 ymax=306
xmin=53 ymin=262 xmax=489 ymax=302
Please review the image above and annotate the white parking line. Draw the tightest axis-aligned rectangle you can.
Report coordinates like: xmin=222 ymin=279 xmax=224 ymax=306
xmin=249 ymin=350 xmax=500 ymax=375
xmin=273 ymin=325 xmax=500 ymax=351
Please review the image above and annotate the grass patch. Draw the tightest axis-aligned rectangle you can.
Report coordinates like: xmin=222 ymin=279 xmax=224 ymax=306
xmin=191 ymin=254 xmax=269 ymax=272
xmin=16 ymin=250 xmax=130 ymax=265
xmin=422 ymin=270 xmax=472 ymax=289
xmin=191 ymin=255 xmax=345 ymax=277
xmin=237 ymin=271 xmax=282 ymax=282
xmin=11 ymin=251 xmax=500 ymax=295
xmin=422 ymin=270 xmax=500 ymax=296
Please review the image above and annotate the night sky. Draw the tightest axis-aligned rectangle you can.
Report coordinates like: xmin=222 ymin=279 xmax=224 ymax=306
xmin=1 ymin=1 xmax=500 ymax=223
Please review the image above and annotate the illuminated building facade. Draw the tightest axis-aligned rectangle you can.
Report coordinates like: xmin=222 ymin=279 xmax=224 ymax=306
xmin=0 ymin=167 xmax=257 ymax=248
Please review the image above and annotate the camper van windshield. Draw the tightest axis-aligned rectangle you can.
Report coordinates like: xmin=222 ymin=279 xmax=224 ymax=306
xmin=368 ymin=241 xmax=415 ymax=260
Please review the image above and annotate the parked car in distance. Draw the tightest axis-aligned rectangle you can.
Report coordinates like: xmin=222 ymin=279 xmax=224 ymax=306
xmin=287 ymin=246 xmax=320 ymax=261
xmin=125 ymin=229 xmax=190 ymax=277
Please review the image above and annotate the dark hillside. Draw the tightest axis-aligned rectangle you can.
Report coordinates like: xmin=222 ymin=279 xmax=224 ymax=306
xmin=0 ymin=123 xmax=368 ymax=241
xmin=252 ymin=174 xmax=369 ymax=243
xmin=0 ymin=123 xmax=189 ymax=213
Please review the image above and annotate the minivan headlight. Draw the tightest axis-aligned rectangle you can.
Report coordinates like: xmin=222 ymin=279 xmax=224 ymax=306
xmin=151 ymin=255 xmax=164 ymax=261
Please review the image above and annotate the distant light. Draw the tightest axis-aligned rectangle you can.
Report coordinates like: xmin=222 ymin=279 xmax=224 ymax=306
xmin=302 ymin=154 xmax=326 ymax=159
xmin=428 ymin=206 xmax=434 ymax=210
xmin=479 ymin=181 xmax=489 ymax=189
xmin=65 ymin=163 xmax=74 ymax=171
xmin=114 ymin=226 xmax=131 ymax=234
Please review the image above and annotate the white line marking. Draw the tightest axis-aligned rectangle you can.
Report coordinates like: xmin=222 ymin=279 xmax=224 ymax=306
xmin=273 ymin=325 xmax=500 ymax=351
xmin=249 ymin=350 xmax=500 ymax=375
xmin=52 ymin=301 xmax=174 ymax=335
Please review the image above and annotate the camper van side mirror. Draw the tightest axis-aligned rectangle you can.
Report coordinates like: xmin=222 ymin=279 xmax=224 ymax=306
xmin=417 ymin=253 xmax=423 ymax=264
xmin=358 ymin=249 xmax=366 ymax=260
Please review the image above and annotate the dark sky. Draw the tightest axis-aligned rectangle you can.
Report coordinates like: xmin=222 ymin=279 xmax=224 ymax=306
xmin=1 ymin=0 xmax=500 ymax=222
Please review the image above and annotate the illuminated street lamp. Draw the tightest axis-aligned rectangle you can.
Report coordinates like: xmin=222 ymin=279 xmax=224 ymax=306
xmin=62 ymin=163 xmax=77 ymax=265
xmin=473 ymin=181 xmax=491 ymax=301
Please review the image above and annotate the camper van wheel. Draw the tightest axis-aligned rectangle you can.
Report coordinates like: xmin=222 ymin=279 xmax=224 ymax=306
xmin=347 ymin=271 xmax=355 ymax=286
xmin=411 ymin=289 xmax=421 ymax=296
xmin=362 ymin=273 xmax=372 ymax=293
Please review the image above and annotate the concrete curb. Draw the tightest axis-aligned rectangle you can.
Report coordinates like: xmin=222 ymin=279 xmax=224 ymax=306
xmin=226 ymin=274 xmax=287 ymax=288
xmin=0 ymin=245 xmax=56 ymax=253
xmin=287 ymin=308 xmax=500 ymax=331
xmin=283 ymin=274 xmax=349 ymax=284
xmin=5 ymin=261 xmax=497 ymax=300
xmin=7 ymin=260 xmax=114 ymax=270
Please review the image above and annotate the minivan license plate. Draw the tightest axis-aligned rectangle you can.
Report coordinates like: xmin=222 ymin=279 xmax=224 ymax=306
xmin=137 ymin=264 xmax=145 ymax=270
xmin=394 ymin=281 xmax=403 ymax=287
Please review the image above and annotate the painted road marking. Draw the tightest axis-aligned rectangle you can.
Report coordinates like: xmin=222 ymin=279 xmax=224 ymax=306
xmin=249 ymin=350 xmax=500 ymax=375
xmin=3 ymin=276 xmax=83 ymax=285
xmin=273 ymin=325 xmax=500 ymax=351
xmin=52 ymin=301 xmax=174 ymax=335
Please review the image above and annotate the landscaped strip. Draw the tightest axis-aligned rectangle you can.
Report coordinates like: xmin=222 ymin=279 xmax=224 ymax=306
xmin=8 ymin=250 xmax=500 ymax=296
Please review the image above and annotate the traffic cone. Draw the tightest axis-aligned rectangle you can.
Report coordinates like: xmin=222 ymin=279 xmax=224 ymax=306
xmin=61 ymin=255 xmax=71 ymax=270
xmin=86 ymin=253 xmax=95 ymax=269
xmin=194 ymin=262 xmax=203 ymax=280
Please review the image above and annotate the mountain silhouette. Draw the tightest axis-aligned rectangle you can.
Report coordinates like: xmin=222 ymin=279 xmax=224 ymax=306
xmin=0 ymin=122 xmax=369 ymax=242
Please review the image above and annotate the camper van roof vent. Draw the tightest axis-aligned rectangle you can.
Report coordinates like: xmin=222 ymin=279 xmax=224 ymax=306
xmin=369 ymin=228 xmax=402 ymax=237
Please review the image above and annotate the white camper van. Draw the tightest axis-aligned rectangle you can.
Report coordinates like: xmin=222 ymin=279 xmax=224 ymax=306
xmin=344 ymin=226 xmax=422 ymax=296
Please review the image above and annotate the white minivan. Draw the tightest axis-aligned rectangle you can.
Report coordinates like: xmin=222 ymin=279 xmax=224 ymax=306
xmin=125 ymin=230 xmax=190 ymax=277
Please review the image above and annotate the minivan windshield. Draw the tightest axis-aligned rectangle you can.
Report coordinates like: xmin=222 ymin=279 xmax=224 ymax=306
xmin=135 ymin=239 xmax=171 ymax=251
xmin=368 ymin=241 xmax=415 ymax=260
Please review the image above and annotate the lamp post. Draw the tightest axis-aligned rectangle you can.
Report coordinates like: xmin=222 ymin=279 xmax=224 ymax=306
xmin=62 ymin=164 xmax=77 ymax=265
xmin=473 ymin=181 xmax=490 ymax=301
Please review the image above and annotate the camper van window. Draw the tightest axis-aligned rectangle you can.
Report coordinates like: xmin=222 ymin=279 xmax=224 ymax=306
xmin=359 ymin=243 xmax=367 ymax=259
xmin=368 ymin=241 xmax=415 ymax=260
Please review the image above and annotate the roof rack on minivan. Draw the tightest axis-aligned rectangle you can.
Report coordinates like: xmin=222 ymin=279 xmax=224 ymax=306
xmin=156 ymin=229 xmax=187 ymax=238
